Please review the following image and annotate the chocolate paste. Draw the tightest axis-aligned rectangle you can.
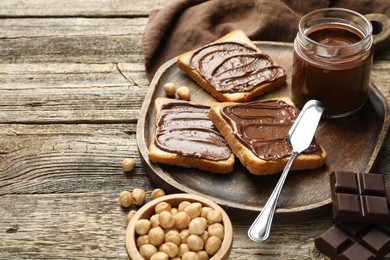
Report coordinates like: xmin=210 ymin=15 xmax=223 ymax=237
xmin=189 ymin=42 xmax=285 ymax=93
xmin=292 ymin=26 xmax=373 ymax=116
xmin=221 ymin=100 xmax=322 ymax=160
xmin=155 ymin=102 xmax=231 ymax=161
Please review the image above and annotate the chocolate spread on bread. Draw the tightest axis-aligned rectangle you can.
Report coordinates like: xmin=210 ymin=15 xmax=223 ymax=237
xmin=220 ymin=100 xmax=322 ymax=160
xmin=189 ymin=42 xmax=286 ymax=93
xmin=155 ymin=102 xmax=231 ymax=161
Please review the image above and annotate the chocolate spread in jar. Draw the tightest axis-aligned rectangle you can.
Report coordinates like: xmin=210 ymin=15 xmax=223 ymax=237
xmin=189 ymin=42 xmax=286 ymax=93
xmin=155 ymin=102 xmax=231 ymax=161
xmin=221 ymin=100 xmax=322 ymax=161
xmin=292 ymin=25 xmax=373 ymax=117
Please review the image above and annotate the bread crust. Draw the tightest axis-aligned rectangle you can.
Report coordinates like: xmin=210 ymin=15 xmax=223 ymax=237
xmin=177 ymin=29 xmax=287 ymax=102
xmin=148 ymin=97 xmax=235 ymax=174
xmin=208 ymin=97 xmax=327 ymax=175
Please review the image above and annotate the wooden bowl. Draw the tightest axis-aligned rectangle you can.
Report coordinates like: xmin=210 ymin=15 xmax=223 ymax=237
xmin=125 ymin=193 xmax=233 ymax=260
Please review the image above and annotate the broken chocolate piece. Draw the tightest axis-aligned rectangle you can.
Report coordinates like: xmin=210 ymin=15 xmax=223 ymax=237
xmin=315 ymin=222 xmax=390 ymax=260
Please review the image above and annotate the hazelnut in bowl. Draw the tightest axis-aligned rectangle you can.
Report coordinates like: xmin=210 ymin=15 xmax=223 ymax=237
xmin=125 ymin=193 xmax=233 ymax=260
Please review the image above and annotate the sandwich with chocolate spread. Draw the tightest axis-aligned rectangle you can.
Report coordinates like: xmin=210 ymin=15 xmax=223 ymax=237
xmin=148 ymin=97 xmax=235 ymax=174
xmin=177 ymin=29 xmax=287 ymax=102
xmin=208 ymin=97 xmax=327 ymax=175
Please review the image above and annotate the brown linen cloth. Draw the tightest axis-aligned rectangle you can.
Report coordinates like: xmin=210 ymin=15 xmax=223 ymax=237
xmin=142 ymin=0 xmax=390 ymax=81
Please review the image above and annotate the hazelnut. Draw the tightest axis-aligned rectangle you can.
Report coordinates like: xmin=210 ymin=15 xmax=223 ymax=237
xmin=159 ymin=242 xmax=179 ymax=258
xmin=187 ymin=234 xmax=204 ymax=251
xmin=122 ymin=158 xmax=135 ymax=173
xmin=165 ymin=230 xmax=181 ymax=246
xmin=119 ymin=191 xmax=132 ymax=207
xmin=184 ymin=202 xmax=202 ymax=219
xmin=135 ymin=219 xmax=151 ymax=236
xmin=158 ymin=211 xmax=175 ymax=229
xmin=201 ymin=207 xmax=213 ymax=218
xmin=150 ymin=214 xmax=160 ymax=227
xmin=125 ymin=209 xmax=137 ymax=225
xmin=151 ymin=188 xmax=166 ymax=200
xmin=208 ymin=223 xmax=224 ymax=240
xmin=197 ymin=250 xmax=209 ymax=260
xmin=155 ymin=202 xmax=171 ymax=214
xmin=179 ymin=229 xmax=190 ymax=243
xmin=132 ymin=188 xmax=146 ymax=205
xmin=150 ymin=251 xmax=169 ymax=260
xmin=170 ymin=207 xmax=178 ymax=215
xmin=136 ymin=235 xmax=149 ymax=247
xmin=207 ymin=209 xmax=222 ymax=224
xmin=205 ymin=236 xmax=222 ymax=256
xmin=139 ymin=244 xmax=158 ymax=259
xmin=188 ymin=217 xmax=207 ymax=235
xmin=178 ymin=243 xmax=190 ymax=257
xmin=148 ymin=227 xmax=165 ymax=247
xmin=176 ymin=86 xmax=190 ymax=101
xmin=182 ymin=251 xmax=200 ymax=260
xmin=173 ymin=211 xmax=190 ymax=229
xmin=163 ymin=82 xmax=177 ymax=97
xmin=178 ymin=201 xmax=191 ymax=212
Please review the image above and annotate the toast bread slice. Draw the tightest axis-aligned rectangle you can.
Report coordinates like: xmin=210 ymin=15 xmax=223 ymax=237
xmin=148 ymin=97 xmax=235 ymax=174
xmin=208 ymin=97 xmax=327 ymax=175
xmin=177 ymin=29 xmax=287 ymax=102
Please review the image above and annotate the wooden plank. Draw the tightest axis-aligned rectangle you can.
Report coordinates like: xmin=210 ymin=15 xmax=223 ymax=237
xmin=0 ymin=18 xmax=147 ymax=38
xmin=0 ymin=123 xmax=157 ymax=195
xmin=0 ymin=63 xmax=149 ymax=123
xmin=0 ymin=0 xmax=168 ymax=17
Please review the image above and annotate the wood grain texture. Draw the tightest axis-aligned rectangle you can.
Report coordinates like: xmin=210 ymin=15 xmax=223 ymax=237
xmin=0 ymin=0 xmax=389 ymax=259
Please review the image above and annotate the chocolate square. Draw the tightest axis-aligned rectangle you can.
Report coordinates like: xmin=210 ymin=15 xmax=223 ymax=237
xmin=330 ymin=171 xmax=389 ymax=224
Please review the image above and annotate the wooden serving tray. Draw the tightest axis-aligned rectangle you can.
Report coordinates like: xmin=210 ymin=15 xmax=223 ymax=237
xmin=137 ymin=42 xmax=390 ymax=223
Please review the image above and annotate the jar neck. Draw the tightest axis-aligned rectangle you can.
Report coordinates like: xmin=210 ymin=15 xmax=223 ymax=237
xmin=295 ymin=8 xmax=373 ymax=64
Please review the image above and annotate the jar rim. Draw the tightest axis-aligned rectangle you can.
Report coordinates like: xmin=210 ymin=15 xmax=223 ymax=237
xmin=298 ymin=7 xmax=373 ymax=50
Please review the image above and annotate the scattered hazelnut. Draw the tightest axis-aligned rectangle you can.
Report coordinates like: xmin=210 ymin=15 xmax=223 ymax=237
xmin=132 ymin=188 xmax=146 ymax=205
xmin=151 ymin=188 xmax=166 ymax=200
xmin=122 ymin=158 xmax=135 ymax=173
xmin=119 ymin=191 xmax=132 ymax=207
xmin=125 ymin=210 xmax=137 ymax=225
xmin=163 ymin=82 xmax=177 ymax=97
xmin=177 ymin=86 xmax=190 ymax=101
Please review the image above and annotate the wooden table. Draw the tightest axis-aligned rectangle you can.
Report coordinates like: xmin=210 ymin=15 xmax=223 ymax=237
xmin=1 ymin=1 xmax=389 ymax=259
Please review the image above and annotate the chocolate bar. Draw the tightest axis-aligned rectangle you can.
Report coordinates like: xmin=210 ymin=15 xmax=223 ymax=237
xmin=314 ymin=222 xmax=390 ymax=260
xmin=330 ymin=171 xmax=389 ymax=224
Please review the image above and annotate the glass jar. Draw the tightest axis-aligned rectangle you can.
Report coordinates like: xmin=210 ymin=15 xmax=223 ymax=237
xmin=291 ymin=8 xmax=373 ymax=118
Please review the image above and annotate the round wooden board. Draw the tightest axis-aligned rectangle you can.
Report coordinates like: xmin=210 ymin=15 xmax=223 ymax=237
xmin=137 ymin=41 xmax=390 ymax=223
